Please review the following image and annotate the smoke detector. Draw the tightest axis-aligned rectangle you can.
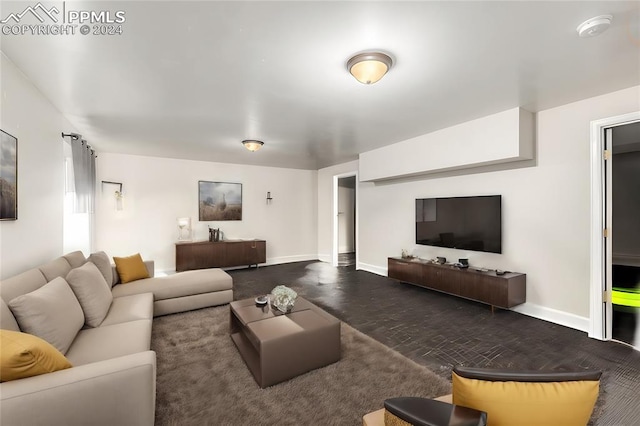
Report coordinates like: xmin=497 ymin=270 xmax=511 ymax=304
xmin=577 ymin=15 xmax=613 ymax=38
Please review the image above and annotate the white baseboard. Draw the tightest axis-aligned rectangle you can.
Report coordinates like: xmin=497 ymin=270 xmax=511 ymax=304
xmin=212 ymin=254 xmax=319 ymax=272
xmin=265 ymin=254 xmax=319 ymax=266
xmin=317 ymin=254 xmax=331 ymax=263
xmin=357 ymin=262 xmax=387 ymax=276
xmin=511 ymin=302 xmax=590 ymax=333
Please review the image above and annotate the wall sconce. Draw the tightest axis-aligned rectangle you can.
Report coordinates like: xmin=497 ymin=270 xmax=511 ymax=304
xmin=102 ymin=181 xmax=124 ymax=211
xmin=266 ymin=191 xmax=273 ymax=204
xmin=177 ymin=217 xmax=192 ymax=241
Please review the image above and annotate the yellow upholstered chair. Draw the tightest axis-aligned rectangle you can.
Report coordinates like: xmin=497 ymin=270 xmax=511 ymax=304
xmin=362 ymin=366 xmax=602 ymax=426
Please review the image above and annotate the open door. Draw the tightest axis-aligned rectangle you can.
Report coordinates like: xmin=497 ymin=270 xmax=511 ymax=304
xmin=590 ymin=111 xmax=640 ymax=341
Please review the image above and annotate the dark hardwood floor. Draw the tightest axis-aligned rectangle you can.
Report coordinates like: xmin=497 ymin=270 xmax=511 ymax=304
xmin=229 ymin=261 xmax=640 ymax=426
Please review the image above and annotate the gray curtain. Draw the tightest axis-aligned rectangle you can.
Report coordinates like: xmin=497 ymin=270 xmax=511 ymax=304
xmin=70 ymin=137 xmax=96 ymax=213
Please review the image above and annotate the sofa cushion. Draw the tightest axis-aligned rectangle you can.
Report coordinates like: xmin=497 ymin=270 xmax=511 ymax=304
xmin=0 ymin=329 xmax=72 ymax=382
xmin=0 ymin=268 xmax=47 ymax=304
xmin=112 ymin=260 xmax=155 ymax=286
xmin=100 ymin=293 xmax=154 ymax=326
xmin=66 ymin=262 xmax=113 ymax=327
xmin=38 ymin=257 xmax=72 ymax=282
xmin=64 ymin=320 xmax=152 ymax=366
xmin=113 ymin=253 xmax=150 ymax=284
xmin=452 ymin=370 xmax=600 ymax=426
xmin=1 ymin=299 xmax=20 ymax=331
xmin=111 ymin=269 xmax=232 ymax=301
xmin=63 ymin=251 xmax=87 ymax=268
xmin=88 ymin=251 xmax=114 ymax=288
xmin=8 ymin=277 xmax=85 ymax=354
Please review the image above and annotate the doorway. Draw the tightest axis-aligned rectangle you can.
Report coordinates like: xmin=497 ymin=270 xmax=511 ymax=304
xmin=332 ymin=172 xmax=358 ymax=268
xmin=590 ymin=112 xmax=640 ymax=345
xmin=610 ymin=121 xmax=640 ymax=347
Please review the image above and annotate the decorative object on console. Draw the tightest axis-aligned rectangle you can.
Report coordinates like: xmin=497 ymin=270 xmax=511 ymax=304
xmin=208 ymin=226 xmax=221 ymax=242
xmin=199 ymin=181 xmax=242 ymax=221
xmin=177 ymin=217 xmax=192 ymax=241
xmin=270 ymin=285 xmax=298 ymax=313
xmin=455 ymin=258 xmax=469 ymax=269
xmin=401 ymin=249 xmax=415 ymax=260
xmin=0 ymin=130 xmax=17 ymax=221
xmin=437 ymin=256 xmax=447 ymax=264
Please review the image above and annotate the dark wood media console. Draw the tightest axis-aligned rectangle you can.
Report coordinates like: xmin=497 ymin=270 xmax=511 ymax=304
xmin=176 ymin=240 xmax=266 ymax=272
xmin=388 ymin=257 xmax=526 ymax=310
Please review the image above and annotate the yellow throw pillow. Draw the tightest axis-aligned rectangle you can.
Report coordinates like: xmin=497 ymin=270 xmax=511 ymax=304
xmin=452 ymin=372 xmax=599 ymax=426
xmin=0 ymin=329 xmax=72 ymax=382
xmin=113 ymin=253 xmax=150 ymax=284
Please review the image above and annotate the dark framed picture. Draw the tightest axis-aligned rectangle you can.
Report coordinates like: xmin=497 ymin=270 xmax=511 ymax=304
xmin=198 ymin=181 xmax=242 ymax=221
xmin=0 ymin=130 xmax=17 ymax=221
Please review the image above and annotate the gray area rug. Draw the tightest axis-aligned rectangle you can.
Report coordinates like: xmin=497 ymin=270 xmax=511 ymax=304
xmin=152 ymin=305 xmax=451 ymax=425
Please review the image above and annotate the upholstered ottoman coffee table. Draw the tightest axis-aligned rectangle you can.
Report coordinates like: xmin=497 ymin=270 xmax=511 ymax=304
xmin=230 ymin=296 xmax=341 ymax=388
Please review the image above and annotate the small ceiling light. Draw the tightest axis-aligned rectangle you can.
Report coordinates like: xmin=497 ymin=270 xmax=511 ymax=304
xmin=347 ymin=52 xmax=393 ymax=85
xmin=577 ymin=15 xmax=613 ymax=38
xmin=242 ymin=140 xmax=264 ymax=152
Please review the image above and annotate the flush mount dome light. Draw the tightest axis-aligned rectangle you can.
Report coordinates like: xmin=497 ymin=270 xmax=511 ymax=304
xmin=577 ymin=15 xmax=613 ymax=37
xmin=347 ymin=52 xmax=393 ymax=84
xmin=242 ymin=139 xmax=264 ymax=152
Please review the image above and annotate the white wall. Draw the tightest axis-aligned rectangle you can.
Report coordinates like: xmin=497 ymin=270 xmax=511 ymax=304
xmin=317 ymin=161 xmax=358 ymax=263
xmin=0 ymin=54 xmax=77 ymax=279
xmin=320 ymin=86 xmax=639 ymax=331
xmin=96 ymin=153 xmax=318 ymax=272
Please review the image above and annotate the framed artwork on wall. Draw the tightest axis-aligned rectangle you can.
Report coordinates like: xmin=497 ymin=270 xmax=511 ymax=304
xmin=198 ymin=181 xmax=242 ymax=221
xmin=0 ymin=130 xmax=18 ymax=221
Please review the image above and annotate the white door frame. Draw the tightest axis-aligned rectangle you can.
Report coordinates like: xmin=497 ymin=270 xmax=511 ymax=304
xmin=332 ymin=171 xmax=359 ymax=267
xmin=589 ymin=111 xmax=640 ymax=340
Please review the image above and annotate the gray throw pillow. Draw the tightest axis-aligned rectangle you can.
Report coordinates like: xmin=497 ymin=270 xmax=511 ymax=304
xmin=88 ymin=251 xmax=114 ymax=288
xmin=9 ymin=277 xmax=85 ymax=354
xmin=66 ymin=261 xmax=113 ymax=327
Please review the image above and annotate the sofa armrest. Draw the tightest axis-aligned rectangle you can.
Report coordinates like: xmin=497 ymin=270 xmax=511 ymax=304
xmin=0 ymin=351 xmax=156 ymax=426
xmin=144 ymin=260 xmax=155 ymax=277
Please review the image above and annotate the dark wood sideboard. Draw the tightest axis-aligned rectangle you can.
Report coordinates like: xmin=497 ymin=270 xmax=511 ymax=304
xmin=176 ymin=240 xmax=266 ymax=272
xmin=388 ymin=257 xmax=526 ymax=310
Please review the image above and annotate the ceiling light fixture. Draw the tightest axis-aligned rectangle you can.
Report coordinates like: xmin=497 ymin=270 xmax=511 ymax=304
xmin=347 ymin=52 xmax=393 ymax=85
xmin=577 ymin=15 xmax=613 ymax=38
xmin=242 ymin=140 xmax=264 ymax=152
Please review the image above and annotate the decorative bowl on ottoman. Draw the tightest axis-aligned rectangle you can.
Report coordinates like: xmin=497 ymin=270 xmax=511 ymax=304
xmin=270 ymin=285 xmax=297 ymax=313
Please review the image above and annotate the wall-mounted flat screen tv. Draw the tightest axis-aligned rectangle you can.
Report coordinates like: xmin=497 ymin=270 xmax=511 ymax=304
xmin=415 ymin=195 xmax=502 ymax=254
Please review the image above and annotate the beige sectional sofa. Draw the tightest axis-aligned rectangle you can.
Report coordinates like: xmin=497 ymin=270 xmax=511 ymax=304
xmin=0 ymin=251 xmax=233 ymax=426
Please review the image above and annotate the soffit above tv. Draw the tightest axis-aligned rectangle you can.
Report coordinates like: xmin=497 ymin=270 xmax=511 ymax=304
xmin=359 ymin=108 xmax=535 ymax=182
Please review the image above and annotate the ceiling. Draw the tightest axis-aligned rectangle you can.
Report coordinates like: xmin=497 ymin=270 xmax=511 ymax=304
xmin=1 ymin=1 xmax=639 ymax=170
